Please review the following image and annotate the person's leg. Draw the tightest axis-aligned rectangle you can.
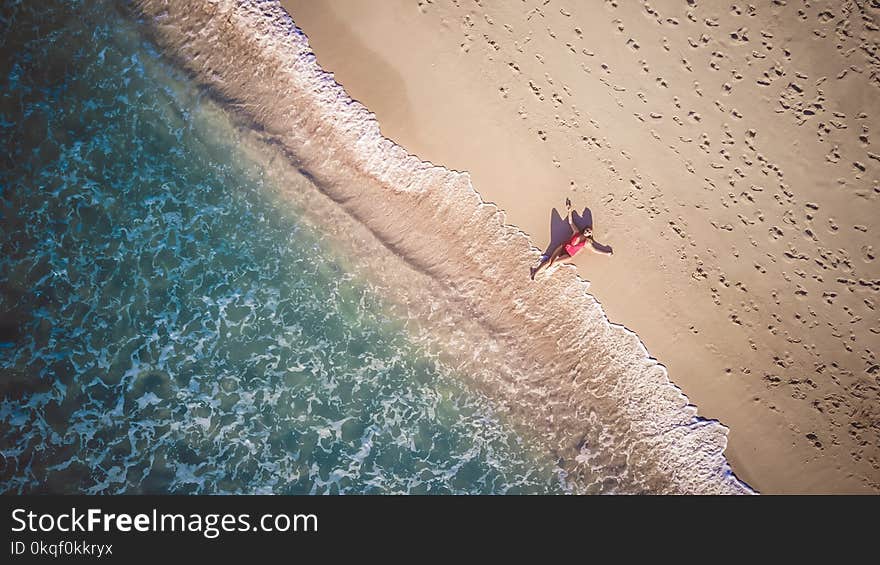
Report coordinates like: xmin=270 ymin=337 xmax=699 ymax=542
xmin=548 ymin=248 xmax=572 ymax=267
xmin=532 ymin=248 xmax=557 ymax=279
xmin=532 ymin=245 xmax=569 ymax=278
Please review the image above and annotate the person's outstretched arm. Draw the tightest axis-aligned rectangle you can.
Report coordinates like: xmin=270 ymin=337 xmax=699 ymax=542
xmin=565 ymin=198 xmax=578 ymax=236
xmin=590 ymin=241 xmax=613 ymax=256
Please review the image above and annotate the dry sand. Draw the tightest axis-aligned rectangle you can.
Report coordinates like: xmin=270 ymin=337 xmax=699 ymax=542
xmin=280 ymin=0 xmax=880 ymax=493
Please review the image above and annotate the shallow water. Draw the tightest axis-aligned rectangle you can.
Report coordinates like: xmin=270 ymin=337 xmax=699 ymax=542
xmin=0 ymin=0 xmax=568 ymax=494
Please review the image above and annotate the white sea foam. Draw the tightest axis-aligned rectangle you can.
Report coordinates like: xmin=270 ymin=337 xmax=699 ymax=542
xmin=132 ymin=0 xmax=755 ymax=494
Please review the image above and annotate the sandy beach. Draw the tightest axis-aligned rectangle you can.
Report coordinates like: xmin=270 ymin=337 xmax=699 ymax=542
xmin=279 ymin=0 xmax=880 ymax=493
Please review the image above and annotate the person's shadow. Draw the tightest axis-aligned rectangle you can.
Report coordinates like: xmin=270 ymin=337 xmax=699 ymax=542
xmin=540 ymin=206 xmax=613 ymax=257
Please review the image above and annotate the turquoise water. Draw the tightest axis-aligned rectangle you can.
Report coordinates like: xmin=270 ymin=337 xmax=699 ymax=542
xmin=0 ymin=0 xmax=566 ymax=494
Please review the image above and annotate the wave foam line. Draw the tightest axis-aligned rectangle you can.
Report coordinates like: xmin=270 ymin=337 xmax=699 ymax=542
xmin=132 ymin=0 xmax=755 ymax=494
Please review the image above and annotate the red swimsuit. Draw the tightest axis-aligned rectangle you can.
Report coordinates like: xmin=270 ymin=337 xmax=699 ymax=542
xmin=564 ymin=233 xmax=587 ymax=257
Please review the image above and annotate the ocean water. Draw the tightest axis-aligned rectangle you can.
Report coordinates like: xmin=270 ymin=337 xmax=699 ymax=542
xmin=0 ymin=0 xmax=568 ymax=494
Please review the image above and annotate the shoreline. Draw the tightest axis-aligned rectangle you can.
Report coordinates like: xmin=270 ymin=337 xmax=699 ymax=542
xmin=280 ymin=0 xmax=880 ymax=493
xmin=135 ymin=0 xmax=754 ymax=493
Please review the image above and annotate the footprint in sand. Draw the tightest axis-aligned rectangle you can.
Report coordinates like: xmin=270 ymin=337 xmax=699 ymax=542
xmin=858 ymin=126 xmax=869 ymax=146
xmin=528 ymin=80 xmax=544 ymax=101
xmin=730 ymin=27 xmax=750 ymax=44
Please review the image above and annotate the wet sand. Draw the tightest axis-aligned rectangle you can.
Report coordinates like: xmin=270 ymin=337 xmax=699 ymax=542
xmin=280 ymin=0 xmax=880 ymax=493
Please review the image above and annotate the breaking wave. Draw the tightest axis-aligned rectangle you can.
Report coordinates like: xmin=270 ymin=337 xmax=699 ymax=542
xmin=132 ymin=0 xmax=754 ymax=494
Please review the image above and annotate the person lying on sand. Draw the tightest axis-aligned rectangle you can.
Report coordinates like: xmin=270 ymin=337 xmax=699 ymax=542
xmin=531 ymin=198 xmax=612 ymax=280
